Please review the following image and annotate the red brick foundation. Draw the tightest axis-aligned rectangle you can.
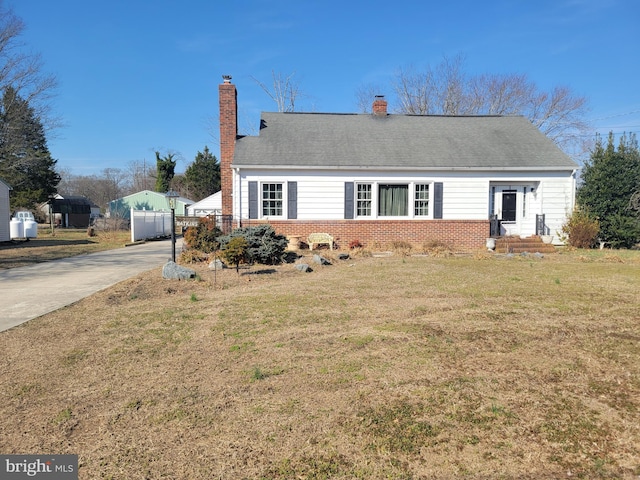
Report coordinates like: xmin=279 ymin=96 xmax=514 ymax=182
xmin=240 ymin=219 xmax=490 ymax=250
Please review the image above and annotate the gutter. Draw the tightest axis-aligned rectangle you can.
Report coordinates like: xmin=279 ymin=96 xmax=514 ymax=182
xmin=231 ymin=164 xmax=578 ymax=172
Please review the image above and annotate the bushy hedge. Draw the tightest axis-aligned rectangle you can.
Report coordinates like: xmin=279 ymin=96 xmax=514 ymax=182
xmin=218 ymin=224 xmax=288 ymax=265
xmin=561 ymin=208 xmax=600 ymax=248
xmin=183 ymin=217 xmax=222 ymax=253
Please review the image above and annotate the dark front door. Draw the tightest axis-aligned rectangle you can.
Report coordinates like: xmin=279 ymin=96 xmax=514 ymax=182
xmin=502 ymin=191 xmax=517 ymax=222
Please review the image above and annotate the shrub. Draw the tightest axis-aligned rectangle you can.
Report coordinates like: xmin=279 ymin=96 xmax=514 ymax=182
xmin=421 ymin=239 xmax=453 ymax=257
xmin=183 ymin=217 xmax=222 ymax=253
xmin=348 ymin=239 xmax=363 ymax=249
xmin=179 ymin=249 xmax=208 ymax=264
xmin=222 ymin=236 xmax=249 ymax=272
xmin=561 ymin=208 xmax=600 ymax=248
xmin=606 ymin=212 xmax=640 ymax=249
xmin=218 ymin=224 xmax=288 ymax=265
xmin=391 ymin=239 xmax=413 ymax=256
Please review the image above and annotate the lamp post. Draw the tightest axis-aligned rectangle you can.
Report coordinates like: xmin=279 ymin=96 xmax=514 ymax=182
xmin=165 ymin=190 xmax=179 ymax=262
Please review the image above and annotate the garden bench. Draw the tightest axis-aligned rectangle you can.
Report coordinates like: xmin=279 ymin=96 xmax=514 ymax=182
xmin=308 ymin=232 xmax=333 ymax=250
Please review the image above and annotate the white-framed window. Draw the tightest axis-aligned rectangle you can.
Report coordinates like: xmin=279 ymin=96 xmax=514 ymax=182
xmin=356 ymin=183 xmax=372 ymax=216
xmin=414 ymin=184 xmax=429 ymax=216
xmin=378 ymin=184 xmax=409 ymax=216
xmin=355 ymin=182 xmax=433 ymax=218
xmin=261 ymin=183 xmax=283 ymax=217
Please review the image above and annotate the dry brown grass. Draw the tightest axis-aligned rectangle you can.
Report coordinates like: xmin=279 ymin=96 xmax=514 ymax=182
xmin=1 ymin=250 xmax=639 ymax=479
xmin=0 ymin=228 xmax=131 ymax=269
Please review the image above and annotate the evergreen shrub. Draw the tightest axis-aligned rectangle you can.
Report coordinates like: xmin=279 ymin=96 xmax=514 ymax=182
xmin=222 ymin=236 xmax=249 ymax=272
xmin=218 ymin=224 xmax=288 ymax=265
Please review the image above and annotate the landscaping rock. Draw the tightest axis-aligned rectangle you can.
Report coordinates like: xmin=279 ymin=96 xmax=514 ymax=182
xmin=295 ymin=263 xmax=312 ymax=272
xmin=534 ymin=252 xmax=544 ymax=259
xmin=162 ymin=261 xmax=197 ymax=280
xmin=208 ymin=258 xmax=226 ymax=270
xmin=337 ymin=253 xmax=350 ymax=260
xmin=313 ymin=254 xmax=331 ymax=265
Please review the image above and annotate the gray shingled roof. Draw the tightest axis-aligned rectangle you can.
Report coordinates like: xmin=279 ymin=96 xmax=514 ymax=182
xmin=233 ymin=112 xmax=578 ymax=170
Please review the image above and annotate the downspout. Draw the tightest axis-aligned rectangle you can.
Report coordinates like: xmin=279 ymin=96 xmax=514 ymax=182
xmin=570 ymin=169 xmax=577 ymax=212
xmin=234 ymin=167 xmax=241 ymax=228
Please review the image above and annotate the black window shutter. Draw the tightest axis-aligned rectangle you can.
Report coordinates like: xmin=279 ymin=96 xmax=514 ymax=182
xmin=433 ymin=182 xmax=443 ymax=219
xmin=248 ymin=181 xmax=258 ymax=219
xmin=344 ymin=182 xmax=354 ymax=219
xmin=287 ymin=181 xmax=297 ymax=219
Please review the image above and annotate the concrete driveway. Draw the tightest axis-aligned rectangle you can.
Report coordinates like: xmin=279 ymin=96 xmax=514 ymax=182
xmin=0 ymin=239 xmax=181 ymax=333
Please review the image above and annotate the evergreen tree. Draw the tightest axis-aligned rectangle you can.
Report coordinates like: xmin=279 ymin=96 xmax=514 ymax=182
xmin=0 ymin=86 xmax=60 ymax=209
xmin=154 ymin=151 xmax=176 ymax=193
xmin=184 ymin=146 xmax=220 ymax=201
xmin=577 ymin=132 xmax=640 ymax=248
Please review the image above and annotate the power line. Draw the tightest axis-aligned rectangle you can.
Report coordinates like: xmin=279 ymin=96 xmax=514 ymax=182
xmin=590 ymin=109 xmax=640 ymax=122
xmin=572 ymin=130 xmax=638 ymax=138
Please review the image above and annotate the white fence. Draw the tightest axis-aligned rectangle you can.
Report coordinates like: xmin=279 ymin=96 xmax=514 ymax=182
xmin=130 ymin=209 xmax=172 ymax=242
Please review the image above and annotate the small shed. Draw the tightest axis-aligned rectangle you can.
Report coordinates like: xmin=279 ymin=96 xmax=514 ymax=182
xmin=186 ymin=191 xmax=221 ymax=217
xmin=39 ymin=193 xmax=100 ymax=228
xmin=47 ymin=196 xmax=93 ymax=228
xmin=0 ymin=178 xmax=11 ymax=242
xmin=108 ymin=190 xmax=193 ymax=219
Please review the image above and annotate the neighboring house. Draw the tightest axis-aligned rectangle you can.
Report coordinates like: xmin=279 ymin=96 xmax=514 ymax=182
xmin=88 ymin=200 xmax=101 ymax=220
xmin=186 ymin=191 xmax=222 ymax=217
xmin=219 ymin=76 xmax=578 ymax=249
xmin=40 ymin=194 xmax=99 ymax=228
xmin=0 ymin=178 xmax=11 ymax=242
xmin=108 ymin=190 xmax=192 ymax=219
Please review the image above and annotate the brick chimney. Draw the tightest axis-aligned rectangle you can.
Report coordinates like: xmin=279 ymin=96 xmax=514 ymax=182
xmin=372 ymin=95 xmax=387 ymax=116
xmin=219 ymin=75 xmax=237 ymax=217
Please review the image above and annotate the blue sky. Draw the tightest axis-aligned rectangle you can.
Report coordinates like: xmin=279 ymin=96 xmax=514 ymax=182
xmin=12 ymin=0 xmax=640 ymax=175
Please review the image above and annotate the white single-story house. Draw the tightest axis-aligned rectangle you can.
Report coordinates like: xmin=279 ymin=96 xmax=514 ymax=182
xmin=0 ymin=178 xmax=11 ymax=242
xmin=218 ymin=76 xmax=578 ymax=249
xmin=186 ymin=191 xmax=221 ymax=217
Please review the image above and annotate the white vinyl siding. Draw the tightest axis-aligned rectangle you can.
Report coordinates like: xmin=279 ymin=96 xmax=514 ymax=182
xmin=235 ymin=169 xmax=576 ymax=240
xmin=441 ymin=180 xmax=488 ymax=219
xmin=538 ymin=178 xmax=575 ymax=238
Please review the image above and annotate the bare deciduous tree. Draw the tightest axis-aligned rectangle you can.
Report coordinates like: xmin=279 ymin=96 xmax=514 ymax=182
xmin=393 ymin=64 xmax=435 ymax=115
xmin=355 ymin=83 xmax=386 ymax=113
xmin=467 ymin=73 xmax=534 ymax=115
xmin=127 ymin=159 xmax=155 ymax=192
xmin=251 ymin=70 xmax=303 ymax=112
xmin=387 ymin=54 xmax=590 ymax=152
xmin=0 ymin=1 xmax=59 ymax=131
xmin=527 ymin=85 xmax=589 ymax=151
xmin=57 ymin=168 xmax=131 ymax=212
xmin=392 ymin=54 xmax=468 ymax=115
